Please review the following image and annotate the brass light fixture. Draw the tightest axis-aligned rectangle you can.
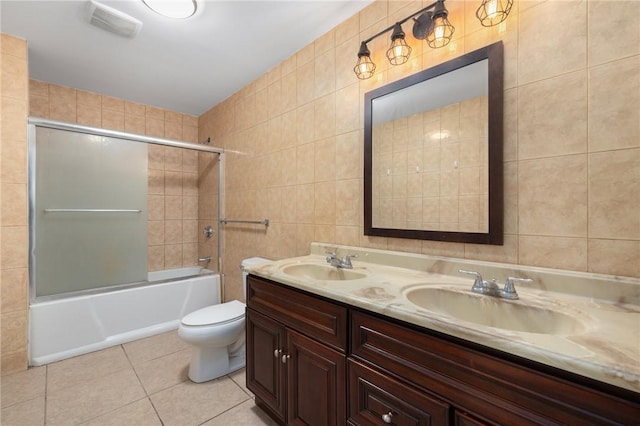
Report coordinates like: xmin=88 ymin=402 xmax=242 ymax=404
xmin=476 ymin=0 xmax=513 ymax=27
xmin=354 ymin=0 xmax=511 ymax=79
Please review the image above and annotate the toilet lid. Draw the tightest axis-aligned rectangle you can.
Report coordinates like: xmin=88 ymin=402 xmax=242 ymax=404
xmin=182 ymin=300 xmax=245 ymax=326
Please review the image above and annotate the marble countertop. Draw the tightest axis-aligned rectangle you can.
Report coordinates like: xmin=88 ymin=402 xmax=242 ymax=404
xmin=244 ymin=248 xmax=640 ymax=394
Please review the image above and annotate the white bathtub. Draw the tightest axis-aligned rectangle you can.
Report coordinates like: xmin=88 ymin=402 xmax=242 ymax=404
xmin=29 ymin=268 xmax=219 ymax=366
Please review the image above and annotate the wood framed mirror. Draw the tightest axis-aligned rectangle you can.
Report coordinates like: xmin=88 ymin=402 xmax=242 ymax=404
xmin=364 ymin=41 xmax=503 ymax=245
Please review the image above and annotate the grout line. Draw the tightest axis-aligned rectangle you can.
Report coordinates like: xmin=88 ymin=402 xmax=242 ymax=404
xmin=196 ymin=397 xmax=253 ymax=426
xmin=43 ymin=365 xmax=48 ymax=426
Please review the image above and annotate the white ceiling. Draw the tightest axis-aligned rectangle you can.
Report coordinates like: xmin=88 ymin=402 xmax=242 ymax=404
xmin=1 ymin=0 xmax=372 ymax=116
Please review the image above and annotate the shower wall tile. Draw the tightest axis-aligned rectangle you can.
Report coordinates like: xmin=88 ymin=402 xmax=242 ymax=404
xmin=125 ymin=101 xmax=146 ymax=116
xmin=1 ymin=34 xmax=28 ymax=374
xmin=49 ymin=84 xmax=76 ymax=122
xmin=102 ymin=109 xmax=124 ymax=131
xmin=76 ymin=104 xmax=102 ymax=127
xmin=125 ymin=114 xmax=146 ymax=135
xmin=76 ymin=89 xmax=101 ymax=107
xmin=1 ymin=268 xmax=27 ymax=314
xmin=102 ymin=96 xmax=124 ymax=112
xmin=1 ymin=183 xmax=26 ymax=226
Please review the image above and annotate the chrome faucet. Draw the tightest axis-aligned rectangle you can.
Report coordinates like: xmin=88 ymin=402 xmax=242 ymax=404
xmin=325 ymin=252 xmax=358 ymax=269
xmin=198 ymin=256 xmax=212 ymax=263
xmin=458 ymin=269 xmax=532 ymax=300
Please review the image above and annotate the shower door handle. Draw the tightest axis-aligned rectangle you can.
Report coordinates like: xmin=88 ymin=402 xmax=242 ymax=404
xmin=44 ymin=209 xmax=142 ymax=213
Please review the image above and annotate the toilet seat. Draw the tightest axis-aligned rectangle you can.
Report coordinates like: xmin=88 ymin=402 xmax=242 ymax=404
xmin=181 ymin=300 xmax=245 ymax=327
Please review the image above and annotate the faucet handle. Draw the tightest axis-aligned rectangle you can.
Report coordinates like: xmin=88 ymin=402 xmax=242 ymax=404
xmin=343 ymin=254 xmax=358 ymax=268
xmin=459 ymin=269 xmax=484 ymax=290
xmin=500 ymin=277 xmax=533 ymax=300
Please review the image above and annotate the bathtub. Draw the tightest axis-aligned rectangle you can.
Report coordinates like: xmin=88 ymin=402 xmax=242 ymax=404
xmin=29 ymin=268 xmax=219 ymax=366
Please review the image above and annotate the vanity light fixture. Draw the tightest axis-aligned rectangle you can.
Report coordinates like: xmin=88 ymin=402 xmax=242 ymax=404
xmin=424 ymin=0 xmax=455 ymax=49
xmin=354 ymin=41 xmax=376 ymax=80
xmin=354 ymin=0 xmax=511 ymax=79
xmin=386 ymin=23 xmax=412 ymax=65
xmin=476 ymin=0 xmax=513 ymax=27
xmin=142 ymin=0 xmax=197 ymax=19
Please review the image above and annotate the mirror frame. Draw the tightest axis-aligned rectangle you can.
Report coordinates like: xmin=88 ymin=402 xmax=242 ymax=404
xmin=364 ymin=41 xmax=504 ymax=245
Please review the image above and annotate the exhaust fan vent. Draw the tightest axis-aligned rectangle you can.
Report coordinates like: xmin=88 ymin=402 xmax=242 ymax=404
xmin=86 ymin=0 xmax=142 ymax=38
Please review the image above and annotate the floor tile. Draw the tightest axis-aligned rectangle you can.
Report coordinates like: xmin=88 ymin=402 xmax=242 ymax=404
xmin=0 ymin=365 xmax=46 ymax=408
xmin=47 ymin=346 xmax=131 ymax=394
xmin=134 ymin=348 xmax=191 ymax=395
xmin=78 ymin=398 xmax=161 ymax=426
xmin=0 ymin=396 xmax=45 ymax=426
xmin=46 ymin=367 xmax=146 ymax=425
xmin=228 ymin=368 xmax=252 ymax=397
xmin=202 ymin=399 xmax=278 ymax=426
xmin=123 ymin=330 xmax=189 ymax=369
xmin=150 ymin=376 xmax=250 ymax=426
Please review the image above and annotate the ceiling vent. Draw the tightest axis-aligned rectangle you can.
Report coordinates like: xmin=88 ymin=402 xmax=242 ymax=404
xmin=86 ymin=0 xmax=142 ymax=38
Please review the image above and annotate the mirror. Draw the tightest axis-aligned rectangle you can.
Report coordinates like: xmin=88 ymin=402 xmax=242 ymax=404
xmin=364 ymin=41 xmax=503 ymax=245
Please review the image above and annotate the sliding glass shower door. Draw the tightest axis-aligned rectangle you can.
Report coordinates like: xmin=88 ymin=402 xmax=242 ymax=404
xmin=32 ymin=127 xmax=148 ymax=298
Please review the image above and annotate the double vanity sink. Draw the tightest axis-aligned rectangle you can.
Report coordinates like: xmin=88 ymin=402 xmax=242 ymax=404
xmin=280 ymin=261 xmax=586 ymax=336
xmin=246 ymin=244 xmax=640 ymax=394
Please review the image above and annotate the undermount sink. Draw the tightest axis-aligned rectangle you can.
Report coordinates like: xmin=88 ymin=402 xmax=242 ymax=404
xmin=281 ymin=263 xmax=367 ymax=281
xmin=404 ymin=286 xmax=587 ymax=335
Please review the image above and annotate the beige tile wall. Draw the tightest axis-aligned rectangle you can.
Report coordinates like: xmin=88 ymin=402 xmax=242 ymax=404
xmin=29 ymin=80 xmax=203 ymax=272
xmin=199 ymin=0 xmax=640 ymax=301
xmin=1 ymin=34 xmax=29 ymax=374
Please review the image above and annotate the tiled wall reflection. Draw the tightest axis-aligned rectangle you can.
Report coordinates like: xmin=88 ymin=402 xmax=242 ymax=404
xmin=372 ymin=96 xmax=488 ymax=232
xmin=199 ymin=0 xmax=640 ymax=297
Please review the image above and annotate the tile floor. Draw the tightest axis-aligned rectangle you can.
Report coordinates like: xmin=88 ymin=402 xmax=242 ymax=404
xmin=0 ymin=331 xmax=278 ymax=426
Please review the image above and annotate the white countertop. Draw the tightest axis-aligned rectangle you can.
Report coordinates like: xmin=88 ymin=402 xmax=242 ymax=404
xmin=244 ymin=244 xmax=640 ymax=394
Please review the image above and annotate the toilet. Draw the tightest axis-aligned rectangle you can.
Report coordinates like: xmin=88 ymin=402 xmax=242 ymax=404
xmin=178 ymin=257 xmax=270 ymax=383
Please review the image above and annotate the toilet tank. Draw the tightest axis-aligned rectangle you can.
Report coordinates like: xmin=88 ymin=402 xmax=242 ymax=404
xmin=240 ymin=257 xmax=271 ymax=298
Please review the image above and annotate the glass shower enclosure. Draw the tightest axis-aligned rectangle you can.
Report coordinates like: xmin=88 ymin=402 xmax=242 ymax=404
xmin=28 ymin=119 xmax=222 ymax=301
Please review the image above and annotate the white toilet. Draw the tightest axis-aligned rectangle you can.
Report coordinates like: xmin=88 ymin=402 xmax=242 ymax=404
xmin=178 ymin=257 xmax=270 ymax=383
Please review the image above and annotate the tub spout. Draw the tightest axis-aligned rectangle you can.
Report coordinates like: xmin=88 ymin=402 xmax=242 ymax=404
xmin=198 ymin=256 xmax=212 ymax=263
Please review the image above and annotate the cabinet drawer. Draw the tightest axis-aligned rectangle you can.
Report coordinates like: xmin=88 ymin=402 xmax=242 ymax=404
xmin=247 ymin=275 xmax=348 ymax=352
xmin=348 ymin=359 xmax=449 ymax=426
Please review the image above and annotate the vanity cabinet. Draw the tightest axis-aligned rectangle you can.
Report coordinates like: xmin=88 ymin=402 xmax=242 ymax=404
xmin=246 ymin=275 xmax=347 ymax=425
xmin=247 ymin=275 xmax=640 ymax=425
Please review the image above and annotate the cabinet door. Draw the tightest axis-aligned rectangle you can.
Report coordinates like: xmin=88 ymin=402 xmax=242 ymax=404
xmin=287 ymin=329 xmax=346 ymax=426
xmin=246 ymin=308 xmax=287 ymax=423
xmin=348 ymin=359 xmax=450 ymax=426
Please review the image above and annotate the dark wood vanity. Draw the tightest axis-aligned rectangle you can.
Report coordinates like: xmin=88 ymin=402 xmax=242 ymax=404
xmin=246 ymin=274 xmax=640 ymax=425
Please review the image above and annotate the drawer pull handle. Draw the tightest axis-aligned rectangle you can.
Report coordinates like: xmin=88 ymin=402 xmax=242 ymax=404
xmin=281 ymin=354 xmax=290 ymax=364
xmin=274 ymin=349 xmax=282 ymax=358
xmin=382 ymin=412 xmax=393 ymax=424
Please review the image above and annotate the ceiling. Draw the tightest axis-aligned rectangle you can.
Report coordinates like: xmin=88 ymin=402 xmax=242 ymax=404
xmin=1 ymin=0 xmax=372 ymax=116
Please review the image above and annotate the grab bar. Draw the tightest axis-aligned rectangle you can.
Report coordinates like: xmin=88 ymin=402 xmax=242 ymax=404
xmin=44 ymin=209 xmax=142 ymax=213
xmin=220 ymin=218 xmax=269 ymax=227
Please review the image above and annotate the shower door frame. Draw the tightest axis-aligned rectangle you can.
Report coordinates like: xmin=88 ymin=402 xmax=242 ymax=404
xmin=28 ymin=117 xmax=225 ymax=303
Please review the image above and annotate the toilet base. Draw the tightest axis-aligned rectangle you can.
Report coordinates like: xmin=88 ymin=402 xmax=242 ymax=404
xmin=187 ymin=346 xmax=246 ymax=383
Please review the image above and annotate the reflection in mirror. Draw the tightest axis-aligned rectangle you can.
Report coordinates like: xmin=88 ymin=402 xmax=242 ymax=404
xmin=364 ymin=42 xmax=503 ymax=245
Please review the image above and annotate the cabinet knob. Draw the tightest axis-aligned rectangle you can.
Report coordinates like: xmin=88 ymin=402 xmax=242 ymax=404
xmin=273 ymin=349 xmax=282 ymax=358
xmin=381 ymin=412 xmax=393 ymax=424
xmin=281 ymin=354 xmax=290 ymax=364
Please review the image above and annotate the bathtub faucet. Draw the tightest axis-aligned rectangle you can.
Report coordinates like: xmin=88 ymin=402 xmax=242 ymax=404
xmin=198 ymin=256 xmax=212 ymax=263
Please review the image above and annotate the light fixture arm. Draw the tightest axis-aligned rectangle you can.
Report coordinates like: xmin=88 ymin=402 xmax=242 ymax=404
xmin=360 ymin=0 xmax=440 ymax=45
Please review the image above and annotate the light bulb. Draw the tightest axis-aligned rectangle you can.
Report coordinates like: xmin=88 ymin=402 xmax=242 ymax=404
xmin=486 ymin=0 xmax=498 ymax=19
